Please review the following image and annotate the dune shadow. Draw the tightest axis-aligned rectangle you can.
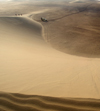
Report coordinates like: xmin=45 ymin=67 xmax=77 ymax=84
xmin=0 ymin=17 xmax=42 ymax=40
xmin=33 ymin=2 xmax=100 ymax=58
xmin=0 ymin=92 xmax=100 ymax=111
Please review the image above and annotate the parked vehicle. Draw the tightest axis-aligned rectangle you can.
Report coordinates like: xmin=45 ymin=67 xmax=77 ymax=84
xmin=41 ymin=17 xmax=48 ymax=22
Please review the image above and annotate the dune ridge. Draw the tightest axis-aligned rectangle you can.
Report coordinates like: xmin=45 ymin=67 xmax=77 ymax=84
xmin=0 ymin=92 xmax=100 ymax=111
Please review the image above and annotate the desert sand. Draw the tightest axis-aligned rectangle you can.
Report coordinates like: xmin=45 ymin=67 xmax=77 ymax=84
xmin=0 ymin=0 xmax=100 ymax=110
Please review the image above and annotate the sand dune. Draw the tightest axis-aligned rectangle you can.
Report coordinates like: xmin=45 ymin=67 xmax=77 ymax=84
xmin=1 ymin=13 xmax=100 ymax=99
xmin=0 ymin=92 xmax=100 ymax=111
xmin=1 ymin=0 xmax=100 ymax=110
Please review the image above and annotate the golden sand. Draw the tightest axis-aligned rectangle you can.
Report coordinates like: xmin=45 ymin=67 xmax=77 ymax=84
xmin=0 ymin=0 xmax=100 ymax=110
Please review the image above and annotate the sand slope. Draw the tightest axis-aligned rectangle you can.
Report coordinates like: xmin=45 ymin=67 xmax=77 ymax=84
xmin=1 ymin=14 xmax=100 ymax=99
xmin=0 ymin=92 xmax=100 ymax=111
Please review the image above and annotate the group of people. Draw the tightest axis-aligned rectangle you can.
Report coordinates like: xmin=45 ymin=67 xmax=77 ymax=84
xmin=15 ymin=14 xmax=23 ymax=16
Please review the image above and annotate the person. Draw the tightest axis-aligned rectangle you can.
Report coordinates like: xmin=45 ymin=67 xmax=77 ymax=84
xmin=41 ymin=17 xmax=43 ymax=21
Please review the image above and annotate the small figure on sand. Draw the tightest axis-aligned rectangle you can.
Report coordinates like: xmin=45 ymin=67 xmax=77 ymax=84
xmin=41 ymin=17 xmax=48 ymax=22
xmin=15 ymin=14 xmax=23 ymax=16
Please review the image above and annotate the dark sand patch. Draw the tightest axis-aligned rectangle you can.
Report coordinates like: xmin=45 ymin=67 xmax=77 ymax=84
xmin=33 ymin=2 xmax=100 ymax=58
